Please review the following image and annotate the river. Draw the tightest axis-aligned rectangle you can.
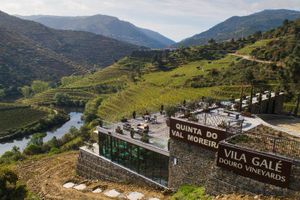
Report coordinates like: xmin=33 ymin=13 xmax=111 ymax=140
xmin=0 ymin=110 xmax=84 ymax=155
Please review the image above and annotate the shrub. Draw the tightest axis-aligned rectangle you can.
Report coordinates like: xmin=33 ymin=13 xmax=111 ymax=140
xmin=48 ymin=147 xmax=60 ymax=155
xmin=165 ymin=106 xmax=178 ymax=117
xmin=0 ymin=168 xmax=27 ymax=199
xmin=23 ymin=144 xmax=43 ymax=155
xmin=53 ymin=92 xmax=71 ymax=106
xmin=0 ymin=146 xmax=24 ymax=164
xmin=170 ymin=185 xmax=211 ymax=200
xmin=61 ymin=137 xmax=83 ymax=151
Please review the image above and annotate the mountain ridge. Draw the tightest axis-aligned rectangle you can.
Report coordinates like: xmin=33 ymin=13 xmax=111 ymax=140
xmin=18 ymin=14 xmax=175 ymax=48
xmin=0 ymin=10 xmax=142 ymax=95
xmin=175 ymin=9 xmax=300 ymax=47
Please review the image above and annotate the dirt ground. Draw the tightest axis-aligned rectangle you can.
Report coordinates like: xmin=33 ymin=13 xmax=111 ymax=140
xmin=267 ymin=118 xmax=300 ymax=136
xmin=16 ymin=151 xmax=168 ymax=200
xmin=16 ymin=151 xmax=296 ymax=200
xmin=214 ymin=194 xmax=296 ymax=200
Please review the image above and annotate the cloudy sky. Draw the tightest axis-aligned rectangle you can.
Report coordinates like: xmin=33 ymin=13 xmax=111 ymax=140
xmin=1 ymin=0 xmax=300 ymax=41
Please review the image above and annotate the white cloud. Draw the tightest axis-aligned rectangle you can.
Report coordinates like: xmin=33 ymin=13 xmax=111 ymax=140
xmin=0 ymin=0 xmax=299 ymax=41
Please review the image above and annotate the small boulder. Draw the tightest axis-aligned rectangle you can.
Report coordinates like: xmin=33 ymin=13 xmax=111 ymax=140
xmin=127 ymin=192 xmax=144 ymax=200
xmin=104 ymin=189 xmax=121 ymax=198
xmin=73 ymin=184 xmax=87 ymax=191
xmin=63 ymin=182 xmax=75 ymax=189
xmin=92 ymin=188 xmax=103 ymax=193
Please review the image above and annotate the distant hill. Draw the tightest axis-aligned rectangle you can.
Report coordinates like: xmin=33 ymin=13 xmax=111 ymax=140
xmin=18 ymin=14 xmax=175 ymax=48
xmin=0 ymin=10 xmax=142 ymax=92
xmin=0 ymin=28 xmax=81 ymax=88
xmin=176 ymin=9 xmax=300 ymax=47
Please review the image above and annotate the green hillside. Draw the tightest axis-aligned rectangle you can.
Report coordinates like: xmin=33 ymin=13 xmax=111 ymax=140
xmin=21 ymin=18 xmax=300 ymax=121
xmin=0 ymin=10 xmax=142 ymax=99
xmin=98 ymin=56 xmax=243 ymax=121
xmin=22 ymin=53 xmax=249 ymax=122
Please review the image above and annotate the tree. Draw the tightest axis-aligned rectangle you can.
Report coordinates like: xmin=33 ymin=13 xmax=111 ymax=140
xmin=47 ymin=136 xmax=60 ymax=148
xmin=160 ymin=104 xmax=164 ymax=114
xmin=27 ymin=132 xmax=47 ymax=146
xmin=54 ymin=92 xmax=71 ymax=106
xmin=294 ymin=92 xmax=300 ymax=116
xmin=61 ymin=76 xmax=81 ymax=86
xmin=31 ymin=80 xmax=49 ymax=94
xmin=240 ymin=68 xmax=256 ymax=113
xmin=141 ymin=131 xmax=149 ymax=143
xmin=165 ymin=106 xmax=177 ymax=117
xmin=183 ymin=99 xmax=186 ymax=107
xmin=239 ymin=86 xmax=244 ymax=112
xmin=23 ymin=144 xmax=43 ymax=155
xmin=69 ymin=126 xmax=80 ymax=137
xmin=130 ymin=128 xmax=135 ymax=138
xmin=0 ymin=146 xmax=24 ymax=164
xmin=20 ymin=85 xmax=32 ymax=98
xmin=0 ymin=89 xmax=5 ymax=100
xmin=283 ymin=19 xmax=289 ymax=26
xmin=132 ymin=111 xmax=136 ymax=119
xmin=253 ymin=31 xmax=262 ymax=40
xmin=208 ymin=38 xmax=216 ymax=45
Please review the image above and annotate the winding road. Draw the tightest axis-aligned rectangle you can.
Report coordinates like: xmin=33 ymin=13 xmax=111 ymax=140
xmin=229 ymin=53 xmax=284 ymax=67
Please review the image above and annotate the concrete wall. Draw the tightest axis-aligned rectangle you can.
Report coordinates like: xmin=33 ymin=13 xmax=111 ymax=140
xmin=76 ymin=149 xmax=166 ymax=190
xmin=168 ymin=139 xmax=216 ymax=190
xmin=205 ymin=162 xmax=300 ymax=197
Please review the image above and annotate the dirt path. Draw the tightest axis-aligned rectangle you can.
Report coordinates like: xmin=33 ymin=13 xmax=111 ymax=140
xmin=214 ymin=194 xmax=295 ymax=200
xmin=229 ymin=53 xmax=284 ymax=67
xmin=17 ymin=151 xmax=167 ymax=200
xmin=265 ymin=118 xmax=300 ymax=137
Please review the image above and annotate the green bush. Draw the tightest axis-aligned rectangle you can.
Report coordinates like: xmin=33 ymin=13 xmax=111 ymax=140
xmin=48 ymin=147 xmax=60 ymax=155
xmin=53 ymin=92 xmax=71 ymax=106
xmin=171 ymin=185 xmax=211 ymax=200
xmin=23 ymin=144 xmax=43 ymax=155
xmin=0 ymin=168 xmax=28 ymax=199
xmin=61 ymin=137 xmax=83 ymax=151
xmin=0 ymin=146 xmax=24 ymax=164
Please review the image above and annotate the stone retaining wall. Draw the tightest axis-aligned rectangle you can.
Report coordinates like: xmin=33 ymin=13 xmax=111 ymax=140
xmin=76 ymin=149 xmax=166 ymax=190
xmin=168 ymin=139 xmax=216 ymax=190
xmin=205 ymin=162 xmax=300 ymax=197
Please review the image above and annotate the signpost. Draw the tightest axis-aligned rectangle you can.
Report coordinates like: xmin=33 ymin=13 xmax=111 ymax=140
xmin=169 ymin=117 xmax=232 ymax=151
xmin=217 ymin=143 xmax=292 ymax=188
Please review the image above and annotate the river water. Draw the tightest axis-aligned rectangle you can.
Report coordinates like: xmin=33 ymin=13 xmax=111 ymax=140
xmin=0 ymin=110 xmax=84 ymax=155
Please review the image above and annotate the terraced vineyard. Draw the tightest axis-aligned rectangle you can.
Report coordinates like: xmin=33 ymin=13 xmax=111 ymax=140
xmin=22 ymin=88 xmax=96 ymax=105
xmin=0 ymin=104 xmax=48 ymax=137
xmin=97 ymin=55 xmax=251 ymax=121
xmin=20 ymin=53 xmax=254 ymax=122
xmin=237 ymin=39 xmax=273 ymax=55
xmin=0 ymin=103 xmax=28 ymax=110
xmin=21 ymin=36 xmax=283 ymax=122
xmin=21 ymin=58 xmax=153 ymax=105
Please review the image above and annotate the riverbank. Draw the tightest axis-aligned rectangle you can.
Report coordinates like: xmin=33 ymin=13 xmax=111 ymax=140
xmin=0 ymin=107 xmax=69 ymax=143
xmin=0 ymin=111 xmax=83 ymax=155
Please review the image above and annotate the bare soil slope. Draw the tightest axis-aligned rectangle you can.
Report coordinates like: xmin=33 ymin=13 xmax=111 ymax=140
xmin=16 ymin=151 xmax=167 ymax=200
